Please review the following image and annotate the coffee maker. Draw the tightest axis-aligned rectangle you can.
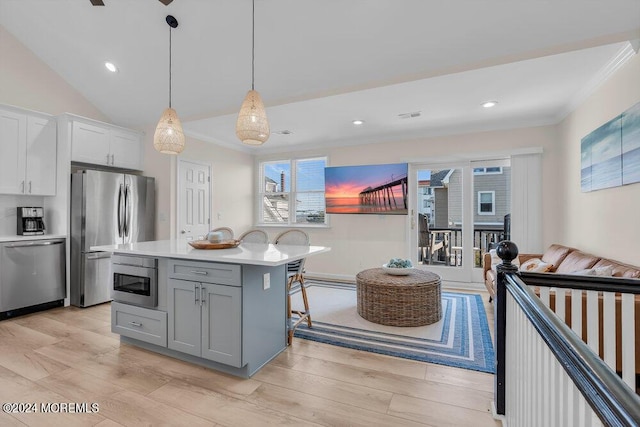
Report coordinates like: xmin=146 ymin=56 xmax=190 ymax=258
xmin=17 ymin=207 xmax=46 ymax=235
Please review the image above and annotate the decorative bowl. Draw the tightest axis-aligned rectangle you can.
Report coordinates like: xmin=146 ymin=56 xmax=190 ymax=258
xmin=207 ymin=231 xmax=224 ymax=243
xmin=382 ymin=264 xmax=413 ymax=275
xmin=188 ymin=239 xmax=240 ymax=250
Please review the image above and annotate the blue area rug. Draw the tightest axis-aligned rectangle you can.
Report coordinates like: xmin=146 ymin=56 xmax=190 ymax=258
xmin=292 ymin=281 xmax=495 ymax=373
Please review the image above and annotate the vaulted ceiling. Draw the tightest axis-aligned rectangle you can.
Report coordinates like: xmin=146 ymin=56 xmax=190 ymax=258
xmin=1 ymin=0 xmax=639 ymax=152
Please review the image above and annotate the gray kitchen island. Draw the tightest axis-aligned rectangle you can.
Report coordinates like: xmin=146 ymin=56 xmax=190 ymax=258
xmin=92 ymin=239 xmax=329 ymax=378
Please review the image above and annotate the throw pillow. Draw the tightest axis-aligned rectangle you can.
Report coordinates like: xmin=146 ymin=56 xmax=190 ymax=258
xmin=570 ymin=268 xmax=596 ymax=276
xmin=593 ymin=265 xmax=614 ymax=277
xmin=520 ymin=258 xmax=553 ymax=273
xmin=569 ymin=266 xmax=613 ymax=276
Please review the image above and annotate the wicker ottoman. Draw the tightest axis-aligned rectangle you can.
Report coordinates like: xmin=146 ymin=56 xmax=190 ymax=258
xmin=356 ymin=268 xmax=442 ymax=326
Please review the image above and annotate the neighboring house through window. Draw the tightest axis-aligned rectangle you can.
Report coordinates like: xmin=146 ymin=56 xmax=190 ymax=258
xmin=478 ymin=191 xmax=495 ymax=215
xmin=473 ymin=166 xmax=503 ymax=175
xmin=259 ymin=157 xmax=327 ymax=226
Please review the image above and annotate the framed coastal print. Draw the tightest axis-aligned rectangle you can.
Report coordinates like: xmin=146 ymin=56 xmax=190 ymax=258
xmin=581 ymin=101 xmax=640 ymax=192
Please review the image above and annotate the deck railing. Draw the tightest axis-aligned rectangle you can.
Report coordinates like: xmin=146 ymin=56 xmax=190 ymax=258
xmin=494 ymin=242 xmax=640 ymax=426
xmin=422 ymin=226 xmax=504 ymax=267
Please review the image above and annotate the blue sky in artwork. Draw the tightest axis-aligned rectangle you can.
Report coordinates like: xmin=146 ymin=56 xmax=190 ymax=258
xmin=622 ymin=102 xmax=640 ymax=153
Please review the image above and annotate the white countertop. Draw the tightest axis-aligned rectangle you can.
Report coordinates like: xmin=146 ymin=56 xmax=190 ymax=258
xmin=91 ymin=239 xmax=330 ymax=267
xmin=0 ymin=234 xmax=66 ymax=243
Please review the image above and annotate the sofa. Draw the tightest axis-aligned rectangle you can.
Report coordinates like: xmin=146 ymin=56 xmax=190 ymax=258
xmin=483 ymin=244 xmax=640 ymax=375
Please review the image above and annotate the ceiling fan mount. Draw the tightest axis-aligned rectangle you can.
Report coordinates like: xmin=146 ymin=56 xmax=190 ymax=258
xmin=90 ymin=0 xmax=173 ymax=5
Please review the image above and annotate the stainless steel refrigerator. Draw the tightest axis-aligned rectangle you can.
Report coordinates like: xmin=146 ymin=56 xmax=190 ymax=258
xmin=70 ymin=170 xmax=155 ymax=307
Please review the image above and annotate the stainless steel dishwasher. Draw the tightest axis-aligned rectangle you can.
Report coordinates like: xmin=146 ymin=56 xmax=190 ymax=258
xmin=0 ymin=238 xmax=66 ymax=320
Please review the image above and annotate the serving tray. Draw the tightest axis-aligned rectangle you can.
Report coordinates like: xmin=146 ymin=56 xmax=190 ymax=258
xmin=188 ymin=239 xmax=241 ymax=250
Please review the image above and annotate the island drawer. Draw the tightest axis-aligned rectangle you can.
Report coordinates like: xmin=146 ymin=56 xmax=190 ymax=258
xmin=168 ymin=259 xmax=241 ymax=286
xmin=111 ymin=302 xmax=167 ymax=347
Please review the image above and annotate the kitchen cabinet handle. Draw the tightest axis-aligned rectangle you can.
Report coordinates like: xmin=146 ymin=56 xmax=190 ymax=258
xmin=123 ymin=184 xmax=131 ymax=237
xmin=111 ymin=154 xmax=115 ymax=165
xmin=28 ymin=181 xmax=32 ymax=193
xmin=106 ymin=154 xmax=110 ymax=164
xmin=5 ymin=241 xmax=63 ymax=248
xmin=21 ymin=181 xmax=25 ymax=193
xmin=190 ymin=270 xmax=208 ymax=275
xmin=128 ymin=321 xmax=142 ymax=327
xmin=194 ymin=283 xmax=200 ymax=305
xmin=87 ymin=252 xmax=112 ymax=260
xmin=117 ymin=184 xmax=124 ymax=238
xmin=201 ymin=286 xmax=206 ymax=305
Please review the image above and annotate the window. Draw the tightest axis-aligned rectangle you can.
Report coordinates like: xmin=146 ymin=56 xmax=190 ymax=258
xmin=473 ymin=167 xmax=502 ymax=175
xmin=478 ymin=191 xmax=495 ymax=215
xmin=258 ymin=157 xmax=327 ymax=226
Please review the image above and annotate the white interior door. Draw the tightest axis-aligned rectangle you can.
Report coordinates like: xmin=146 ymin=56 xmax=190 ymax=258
xmin=178 ymin=159 xmax=211 ymax=241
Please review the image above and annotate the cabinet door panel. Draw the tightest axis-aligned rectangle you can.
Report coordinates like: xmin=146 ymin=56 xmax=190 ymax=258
xmin=167 ymin=279 xmax=201 ymax=356
xmin=110 ymin=128 xmax=142 ymax=170
xmin=71 ymin=121 xmax=110 ymax=165
xmin=0 ymin=110 xmax=26 ymax=194
xmin=26 ymin=116 xmax=57 ymax=196
xmin=201 ymin=283 xmax=242 ymax=367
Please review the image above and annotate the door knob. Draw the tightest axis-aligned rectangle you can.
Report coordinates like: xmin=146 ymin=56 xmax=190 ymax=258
xmin=181 ymin=230 xmax=186 ymax=234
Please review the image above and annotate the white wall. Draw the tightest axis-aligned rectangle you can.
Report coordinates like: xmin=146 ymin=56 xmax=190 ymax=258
xmin=257 ymin=125 xmax=560 ymax=278
xmin=0 ymin=24 xmax=111 ymax=235
xmin=0 ymin=25 xmax=109 ymax=122
xmin=557 ymin=52 xmax=640 ymax=266
xmin=5 ymin=17 xmax=637 ymax=276
xmin=142 ymin=131 xmax=254 ymax=240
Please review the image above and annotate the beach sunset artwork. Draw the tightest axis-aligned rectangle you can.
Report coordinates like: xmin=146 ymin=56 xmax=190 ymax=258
xmin=325 ymin=163 xmax=408 ymax=214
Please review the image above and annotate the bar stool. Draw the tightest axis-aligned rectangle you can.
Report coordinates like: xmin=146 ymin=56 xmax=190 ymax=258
xmin=238 ymin=229 xmax=269 ymax=243
xmin=274 ymin=229 xmax=311 ymax=345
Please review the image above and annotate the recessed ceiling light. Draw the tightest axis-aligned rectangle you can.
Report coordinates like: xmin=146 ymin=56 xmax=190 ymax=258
xmin=274 ymin=130 xmax=293 ymax=135
xmin=481 ymin=100 xmax=498 ymax=108
xmin=352 ymin=120 xmax=365 ymax=125
xmin=104 ymin=62 xmax=118 ymax=73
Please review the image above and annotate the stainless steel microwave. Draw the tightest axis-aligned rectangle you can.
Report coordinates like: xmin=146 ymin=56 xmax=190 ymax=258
xmin=112 ymin=255 xmax=158 ymax=308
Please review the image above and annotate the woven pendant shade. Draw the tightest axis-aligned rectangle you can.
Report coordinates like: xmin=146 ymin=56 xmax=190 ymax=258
xmin=154 ymin=15 xmax=184 ymax=155
xmin=236 ymin=89 xmax=270 ymax=145
xmin=153 ymin=107 xmax=185 ymax=154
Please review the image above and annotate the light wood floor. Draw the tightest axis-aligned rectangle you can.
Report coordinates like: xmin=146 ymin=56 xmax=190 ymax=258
xmin=0 ymin=288 xmax=500 ymax=427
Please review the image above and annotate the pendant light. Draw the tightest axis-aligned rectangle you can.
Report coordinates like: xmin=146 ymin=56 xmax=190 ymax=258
xmin=236 ymin=0 xmax=270 ymax=145
xmin=154 ymin=15 xmax=185 ymax=155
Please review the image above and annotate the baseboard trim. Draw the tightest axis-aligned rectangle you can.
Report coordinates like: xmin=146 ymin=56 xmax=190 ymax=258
xmin=307 ymin=272 xmax=488 ymax=292
xmin=491 ymin=401 xmax=507 ymax=426
xmin=305 ymin=272 xmax=355 ymax=283
xmin=442 ymin=281 xmax=485 ymax=291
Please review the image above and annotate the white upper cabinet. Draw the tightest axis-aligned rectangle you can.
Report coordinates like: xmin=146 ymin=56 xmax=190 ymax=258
xmin=26 ymin=115 xmax=57 ymax=196
xmin=71 ymin=120 xmax=110 ymax=166
xmin=0 ymin=109 xmax=26 ymax=194
xmin=0 ymin=107 xmax=56 ymax=196
xmin=70 ymin=117 xmax=143 ymax=170
xmin=110 ymin=128 xmax=142 ymax=170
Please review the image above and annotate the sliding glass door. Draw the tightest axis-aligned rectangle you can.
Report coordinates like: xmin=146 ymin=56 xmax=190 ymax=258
xmin=409 ymin=159 xmax=510 ymax=283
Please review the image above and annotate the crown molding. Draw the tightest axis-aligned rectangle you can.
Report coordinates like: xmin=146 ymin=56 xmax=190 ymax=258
xmin=555 ymin=42 xmax=637 ymax=122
